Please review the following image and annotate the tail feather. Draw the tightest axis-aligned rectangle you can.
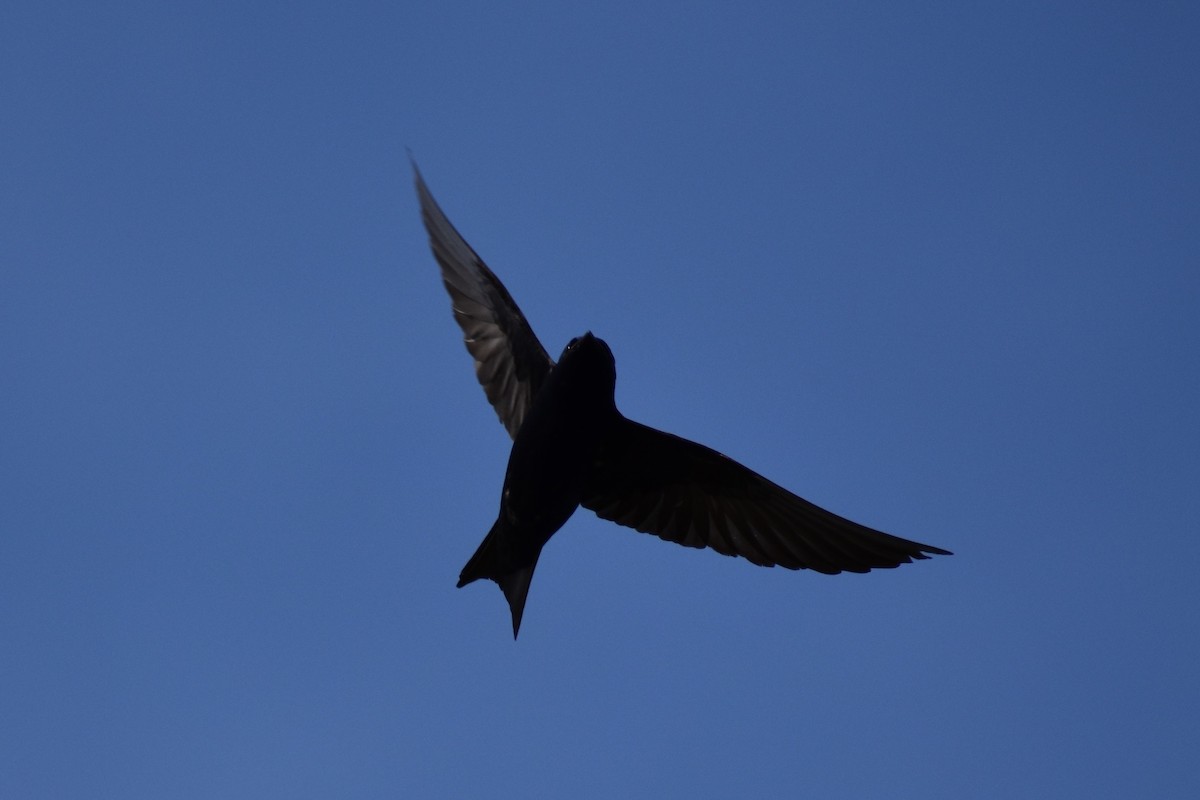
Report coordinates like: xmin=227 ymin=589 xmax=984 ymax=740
xmin=496 ymin=561 xmax=539 ymax=639
xmin=457 ymin=519 xmax=543 ymax=638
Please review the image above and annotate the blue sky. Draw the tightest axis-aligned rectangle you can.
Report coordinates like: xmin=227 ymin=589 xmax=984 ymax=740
xmin=3 ymin=1 xmax=1198 ymax=797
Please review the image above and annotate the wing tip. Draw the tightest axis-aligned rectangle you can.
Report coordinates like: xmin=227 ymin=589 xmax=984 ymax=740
xmin=915 ymin=543 xmax=954 ymax=558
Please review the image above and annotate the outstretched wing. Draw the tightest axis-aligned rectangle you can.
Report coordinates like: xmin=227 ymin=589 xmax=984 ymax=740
xmin=582 ymin=418 xmax=951 ymax=573
xmin=413 ymin=161 xmax=554 ymax=438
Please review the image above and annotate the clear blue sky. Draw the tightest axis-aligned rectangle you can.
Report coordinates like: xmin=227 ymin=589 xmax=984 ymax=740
xmin=3 ymin=2 xmax=1198 ymax=797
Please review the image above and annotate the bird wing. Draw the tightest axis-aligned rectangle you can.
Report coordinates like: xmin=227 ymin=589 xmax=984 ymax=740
xmin=581 ymin=418 xmax=951 ymax=574
xmin=413 ymin=162 xmax=554 ymax=438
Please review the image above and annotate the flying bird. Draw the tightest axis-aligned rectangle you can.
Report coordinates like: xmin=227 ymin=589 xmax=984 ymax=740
xmin=413 ymin=162 xmax=951 ymax=638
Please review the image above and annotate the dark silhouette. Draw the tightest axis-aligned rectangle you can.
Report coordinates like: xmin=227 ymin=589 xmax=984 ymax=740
xmin=414 ymin=162 xmax=951 ymax=637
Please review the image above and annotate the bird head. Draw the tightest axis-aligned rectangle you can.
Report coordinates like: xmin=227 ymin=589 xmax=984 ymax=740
xmin=557 ymin=331 xmax=617 ymax=397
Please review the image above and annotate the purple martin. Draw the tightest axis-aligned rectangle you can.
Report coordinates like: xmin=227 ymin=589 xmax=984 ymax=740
xmin=414 ymin=162 xmax=951 ymax=638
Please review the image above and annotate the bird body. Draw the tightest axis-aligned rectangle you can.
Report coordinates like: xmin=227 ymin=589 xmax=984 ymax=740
xmin=414 ymin=161 xmax=951 ymax=637
xmin=457 ymin=334 xmax=619 ymax=635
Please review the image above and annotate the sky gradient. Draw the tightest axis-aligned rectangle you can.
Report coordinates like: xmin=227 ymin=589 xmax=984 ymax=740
xmin=3 ymin=2 xmax=1198 ymax=797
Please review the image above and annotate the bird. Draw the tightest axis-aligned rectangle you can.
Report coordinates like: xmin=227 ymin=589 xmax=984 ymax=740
xmin=413 ymin=161 xmax=951 ymax=638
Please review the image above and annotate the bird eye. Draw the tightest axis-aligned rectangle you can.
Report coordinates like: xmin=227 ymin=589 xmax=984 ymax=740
xmin=566 ymin=337 xmax=579 ymax=350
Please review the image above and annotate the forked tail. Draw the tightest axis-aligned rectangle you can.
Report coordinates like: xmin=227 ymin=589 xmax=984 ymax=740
xmin=457 ymin=519 xmax=542 ymax=638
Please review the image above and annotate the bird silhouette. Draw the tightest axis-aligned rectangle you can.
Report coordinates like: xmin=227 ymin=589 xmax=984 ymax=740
xmin=413 ymin=161 xmax=951 ymax=638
